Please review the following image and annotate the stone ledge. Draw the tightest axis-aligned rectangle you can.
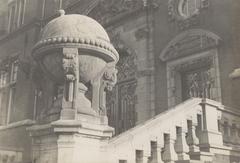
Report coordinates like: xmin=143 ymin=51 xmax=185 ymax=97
xmin=28 ymin=120 xmax=114 ymax=138
xmin=0 ymin=119 xmax=35 ymax=131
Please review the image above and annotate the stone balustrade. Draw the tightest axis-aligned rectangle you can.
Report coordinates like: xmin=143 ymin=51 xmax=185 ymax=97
xmin=104 ymin=98 xmax=240 ymax=163
xmin=219 ymin=106 xmax=240 ymax=146
xmin=0 ymin=148 xmax=22 ymax=163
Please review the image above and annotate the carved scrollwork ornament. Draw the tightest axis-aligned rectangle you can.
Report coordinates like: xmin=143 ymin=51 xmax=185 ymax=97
xmin=102 ymin=66 xmax=118 ymax=91
xmin=168 ymin=0 xmax=210 ymax=30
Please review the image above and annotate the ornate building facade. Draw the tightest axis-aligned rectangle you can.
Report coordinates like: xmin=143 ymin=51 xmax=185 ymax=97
xmin=0 ymin=0 xmax=239 ymax=163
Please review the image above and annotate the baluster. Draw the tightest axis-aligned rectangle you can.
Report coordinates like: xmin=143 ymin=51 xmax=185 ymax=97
xmin=119 ymin=160 xmax=127 ymax=163
xmin=175 ymin=127 xmax=190 ymax=160
xmin=150 ymin=141 xmax=164 ymax=163
xmin=219 ymin=120 xmax=224 ymax=135
xmin=231 ymin=123 xmax=238 ymax=144
xmin=223 ymin=121 xmax=230 ymax=141
xmin=237 ymin=125 xmax=240 ymax=144
xmin=135 ymin=150 xmax=149 ymax=163
xmin=196 ymin=114 xmax=203 ymax=142
xmin=162 ymin=133 xmax=178 ymax=163
xmin=186 ymin=120 xmax=200 ymax=152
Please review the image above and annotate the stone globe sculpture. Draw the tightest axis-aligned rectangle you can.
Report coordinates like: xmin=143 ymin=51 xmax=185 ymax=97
xmin=32 ymin=10 xmax=119 ymax=121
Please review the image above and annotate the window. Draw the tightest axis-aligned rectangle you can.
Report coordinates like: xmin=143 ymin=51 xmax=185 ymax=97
xmin=18 ymin=0 xmax=26 ymax=26
xmin=0 ymin=58 xmax=18 ymax=125
xmin=10 ymin=60 xmax=18 ymax=83
xmin=8 ymin=3 xmax=17 ymax=32
xmin=8 ymin=0 xmax=26 ymax=32
xmin=7 ymin=85 xmax=16 ymax=124
xmin=0 ymin=71 xmax=9 ymax=88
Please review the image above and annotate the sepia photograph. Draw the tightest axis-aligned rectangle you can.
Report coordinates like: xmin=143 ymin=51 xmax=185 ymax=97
xmin=0 ymin=0 xmax=239 ymax=162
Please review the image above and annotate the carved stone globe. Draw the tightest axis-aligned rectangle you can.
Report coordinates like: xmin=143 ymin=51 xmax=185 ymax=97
xmin=32 ymin=10 xmax=119 ymax=84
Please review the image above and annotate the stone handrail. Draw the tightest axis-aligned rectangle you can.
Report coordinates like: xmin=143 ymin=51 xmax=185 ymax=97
xmin=103 ymin=98 xmax=240 ymax=163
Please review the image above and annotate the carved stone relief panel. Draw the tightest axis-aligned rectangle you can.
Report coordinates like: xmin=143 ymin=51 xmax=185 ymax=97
xmin=168 ymin=0 xmax=210 ymax=30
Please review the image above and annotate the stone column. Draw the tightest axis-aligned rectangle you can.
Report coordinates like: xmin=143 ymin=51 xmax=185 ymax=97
xmin=136 ymin=150 xmax=150 ymax=163
xmin=175 ymin=127 xmax=190 ymax=160
xmin=231 ymin=123 xmax=239 ymax=144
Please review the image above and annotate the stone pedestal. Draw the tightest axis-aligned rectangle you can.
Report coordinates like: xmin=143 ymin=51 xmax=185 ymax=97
xmin=31 ymin=11 xmax=119 ymax=163
xmin=28 ymin=120 xmax=114 ymax=163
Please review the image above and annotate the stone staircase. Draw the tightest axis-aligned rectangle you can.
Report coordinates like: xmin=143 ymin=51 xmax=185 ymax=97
xmin=104 ymin=98 xmax=240 ymax=163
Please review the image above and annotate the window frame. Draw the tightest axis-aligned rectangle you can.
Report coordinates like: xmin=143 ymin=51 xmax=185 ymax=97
xmin=0 ymin=58 xmax=19 ymax=125
xmin=8 ymin=0 xmax=26 ymax=33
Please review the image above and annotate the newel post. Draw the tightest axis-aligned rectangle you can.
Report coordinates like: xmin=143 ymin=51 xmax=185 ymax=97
xmin=199 ymin=99 xmax=223 ymax=150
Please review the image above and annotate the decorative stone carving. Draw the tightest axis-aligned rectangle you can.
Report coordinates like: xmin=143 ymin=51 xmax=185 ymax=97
xmin=91 ymin=63 xmax=118 ymax=116
xmin=168 ymin=0 xmax=210 ymax=30
xmin=183 ymin=69 xmax=214 ymax=99
xmin=62 ymin=48 xmax=78 ymax=103
xmin=160 ymin=29 xmax=221 ymax=62
xmin=32 ymin=11 xmax=119 ymax=120
xmin=88 ymin=0 xmax=144 ymax=25
xmin=103 ymin=65 xmax=118 ymax=91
